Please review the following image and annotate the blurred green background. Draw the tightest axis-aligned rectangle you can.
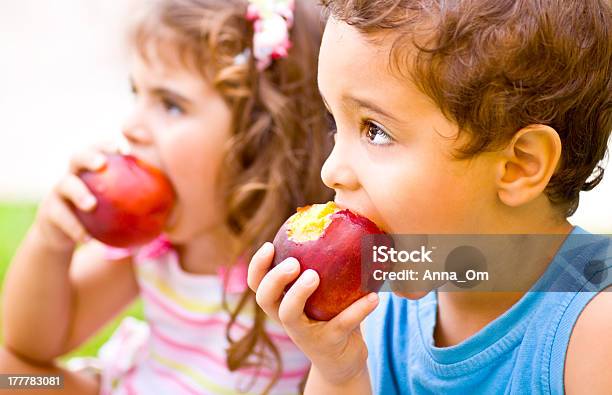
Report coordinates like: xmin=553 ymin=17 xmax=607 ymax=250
xmin=0 ymin=202 xmax=144 ymax=361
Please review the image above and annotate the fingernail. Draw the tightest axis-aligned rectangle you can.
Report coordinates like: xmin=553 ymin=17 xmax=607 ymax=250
xmin=300 ymin=269 xmax=317 ymax=284
xmin=81 ymin=195 xmax=96 ymax=209
xmin=367 ymin=293 xmax=378 ymax=303
xmin=93 ymin=155 xmax=106 ymax=169
xmin=261 ymin=242 xmax=273 ymax=254
xmin=282 ymin=258 xmax=298 ymax=273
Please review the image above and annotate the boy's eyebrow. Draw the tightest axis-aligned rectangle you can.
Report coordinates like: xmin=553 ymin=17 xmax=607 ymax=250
xmin=318 ymin=89 xmax=399 ymax=123
xmin=343 ymin=94 xmax=399 ymax=123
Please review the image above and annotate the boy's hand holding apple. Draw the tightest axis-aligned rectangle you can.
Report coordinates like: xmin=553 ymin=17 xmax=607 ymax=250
xmin=247 ymin=202 xmax=388 ymax=385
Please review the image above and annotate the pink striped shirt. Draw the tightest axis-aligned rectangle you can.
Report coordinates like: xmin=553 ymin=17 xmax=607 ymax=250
xmin=96 ymin=236 xmax=310 ymax=395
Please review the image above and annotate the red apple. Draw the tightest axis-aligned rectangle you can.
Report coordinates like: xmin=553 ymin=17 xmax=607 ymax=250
xmin=272 ymin=202 xmax=392 ymax=321
xmin=74 ymin=154 xmax=175 ymax=247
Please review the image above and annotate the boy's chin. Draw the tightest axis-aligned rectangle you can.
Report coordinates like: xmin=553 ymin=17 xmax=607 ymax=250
xmin=392 ymin=290 xmax=430 ymax=300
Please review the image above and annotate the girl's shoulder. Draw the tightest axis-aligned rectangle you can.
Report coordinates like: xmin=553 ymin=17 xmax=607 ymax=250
xmin=102 ymin=235 xmax=226 ymax=298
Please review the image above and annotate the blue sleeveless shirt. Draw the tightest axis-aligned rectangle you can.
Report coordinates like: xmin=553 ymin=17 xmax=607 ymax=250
xmin=364 ymin=227 xmax=611 ymax=394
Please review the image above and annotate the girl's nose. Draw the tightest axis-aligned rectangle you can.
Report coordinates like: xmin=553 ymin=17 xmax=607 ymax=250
xmin=121 ymin=109 xmax=153 ymax=145
xmin=122 ymin=126 xmax=152 ymax=145
xmin=320 ymin=134 xmax=359 ymax=191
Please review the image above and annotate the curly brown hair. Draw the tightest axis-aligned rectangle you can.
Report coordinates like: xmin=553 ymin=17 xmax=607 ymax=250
xmin=321 ymin=0 xmax=612 ymax=216
xmin=129 ymin=0 xmax=333 ymax=392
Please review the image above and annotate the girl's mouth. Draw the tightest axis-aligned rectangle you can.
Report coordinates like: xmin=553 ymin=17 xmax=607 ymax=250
xmin=165 ymin=202 xmax=181 ymax=231
xmin=125 ymin=146 xmax=180 ymax=232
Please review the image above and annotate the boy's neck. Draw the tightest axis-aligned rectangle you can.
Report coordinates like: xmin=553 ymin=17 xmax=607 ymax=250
xmin=433 ymin=220 xmax=574 ymax=348
xmin=434 ymin=291 xmax=525 ymax=347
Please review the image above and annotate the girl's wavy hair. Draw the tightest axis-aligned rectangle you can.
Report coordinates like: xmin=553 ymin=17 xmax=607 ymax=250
xmin=129 ymin=0 xmax=333 ymax=392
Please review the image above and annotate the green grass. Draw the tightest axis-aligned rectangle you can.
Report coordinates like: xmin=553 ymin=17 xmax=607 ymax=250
xmin=0 ymin=203 xmax=37 ymax=285
xmin=0 ymin=201 xmax=144 ymax=361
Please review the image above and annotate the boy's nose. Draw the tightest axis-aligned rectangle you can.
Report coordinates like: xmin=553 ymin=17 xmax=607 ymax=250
xmin=320 ymin=135 xmax=359 ymax=192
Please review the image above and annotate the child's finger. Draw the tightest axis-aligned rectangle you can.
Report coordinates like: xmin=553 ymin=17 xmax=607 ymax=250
xmin=247 ymin=242 xmax=275 ymax=292
xmin=47 ymin=195 xmax=89 ymax=244
xmin=254 ymin=257 xmax=300 ymax=321
xmin=69 ymin=150 xmax=107 ymax=173
xmin=55 ymin=174 xmax=97 ymax=212
xmin=277 ymin=269 xmax=320 ymax=327
xmin=329 ymin=292 xmax=379 ymax=336
xmin=92 ymin=140 xmax=121 ymax=154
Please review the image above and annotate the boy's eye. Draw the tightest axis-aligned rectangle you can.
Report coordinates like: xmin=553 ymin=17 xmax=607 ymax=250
xmin=326 ymin=112 xmax=337 ymax=136
xmin=161 ymin=98 xmax=184 ymax=116
xmin=363 ymin=120 xmax=393 ymax=146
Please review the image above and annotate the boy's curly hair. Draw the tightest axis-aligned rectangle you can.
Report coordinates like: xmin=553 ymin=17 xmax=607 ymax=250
xmin=322 ymin=0 xmax=611 ymax=216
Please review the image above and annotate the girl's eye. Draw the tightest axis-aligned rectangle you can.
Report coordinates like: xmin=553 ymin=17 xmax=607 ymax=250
xmin=162 ymin=98 xmax=184 ymax=116
xmin=363 ymin=120 xmax=393 ymax=146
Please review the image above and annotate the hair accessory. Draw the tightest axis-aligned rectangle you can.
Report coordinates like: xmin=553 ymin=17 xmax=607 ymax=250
xmin=246 ymin=0 xmax=295 ymax=70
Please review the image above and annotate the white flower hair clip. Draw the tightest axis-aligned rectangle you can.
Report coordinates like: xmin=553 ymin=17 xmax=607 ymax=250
xmin=245 ymin=0 xmax=296 ymax=71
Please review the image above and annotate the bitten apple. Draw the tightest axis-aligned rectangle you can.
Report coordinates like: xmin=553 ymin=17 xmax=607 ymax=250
xmin=272 ymin=202 xmax=392 ymax=321
xmin=74 ymin=154 xmax=175 ymax=247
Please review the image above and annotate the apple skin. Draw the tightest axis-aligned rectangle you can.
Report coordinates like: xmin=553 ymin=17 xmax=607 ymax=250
xmin=272 ymin=204 xmax=392 ymax=321
xmin=74 ymin=154 xmax=175 ymax=248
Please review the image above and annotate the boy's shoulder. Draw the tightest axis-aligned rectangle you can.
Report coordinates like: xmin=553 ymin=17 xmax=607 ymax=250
xmin=564 ymin=286 xmax=612 ymax=394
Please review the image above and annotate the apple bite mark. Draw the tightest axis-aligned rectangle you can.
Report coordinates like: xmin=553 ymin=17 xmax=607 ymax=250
xmin=286 ymin=201 xmax=340 ymax=243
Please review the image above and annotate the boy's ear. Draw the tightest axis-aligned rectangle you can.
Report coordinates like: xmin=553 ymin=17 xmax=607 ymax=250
xmin=496 ymin=124 xmax=562 ymax=207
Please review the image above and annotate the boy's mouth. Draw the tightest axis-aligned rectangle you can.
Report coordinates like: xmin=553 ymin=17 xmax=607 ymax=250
xmin=333 ymin=200 xmax=389 ymax=233
xmin=332 ymin=200 xmax=353 ymax=214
